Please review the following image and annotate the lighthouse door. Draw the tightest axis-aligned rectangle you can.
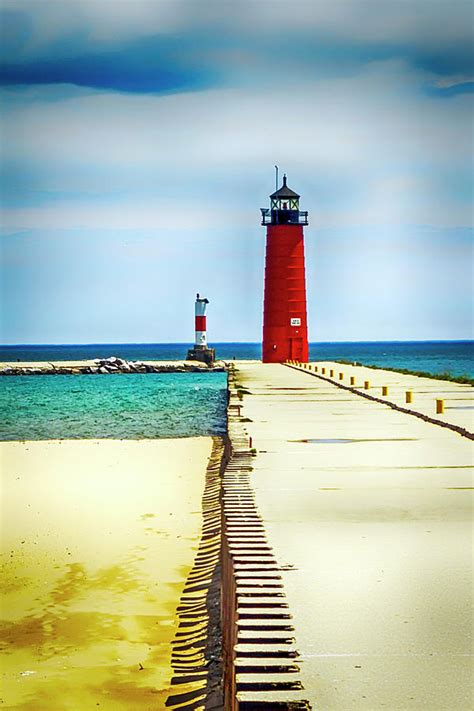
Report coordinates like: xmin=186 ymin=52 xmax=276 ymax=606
xmin=290 ymin=338 xmax=303 ymax=361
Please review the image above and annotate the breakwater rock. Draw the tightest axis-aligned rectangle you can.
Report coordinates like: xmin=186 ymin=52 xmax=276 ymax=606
xmin=0 ymin=357 xmax=227 ymax=376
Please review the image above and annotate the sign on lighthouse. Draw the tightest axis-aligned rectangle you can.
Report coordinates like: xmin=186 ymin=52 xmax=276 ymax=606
xmin=261 ymin=174 xmax=309 ymax=363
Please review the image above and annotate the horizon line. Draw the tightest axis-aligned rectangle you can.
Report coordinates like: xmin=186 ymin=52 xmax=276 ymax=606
xmin=1 ymin=339 xmax=473 ymax=347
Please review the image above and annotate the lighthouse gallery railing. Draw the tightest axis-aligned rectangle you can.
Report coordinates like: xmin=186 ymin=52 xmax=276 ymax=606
xmin=260 ymin=208 xmax=309 ymax=226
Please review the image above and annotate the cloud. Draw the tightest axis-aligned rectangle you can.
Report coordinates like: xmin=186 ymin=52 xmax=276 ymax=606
xmin=0 ymin=201 xmax=255 ymax=231
xmin=2 ymin=1 xmax=473 ymax=53
xmin=1 ymin=60 xmax=472 ymax=230
xmin=1 ymin=1 xmax=473 ymax=94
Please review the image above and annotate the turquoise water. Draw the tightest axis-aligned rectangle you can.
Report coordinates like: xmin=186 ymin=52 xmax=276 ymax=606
xmin=1 ymin=372 xmax=227 ymax=441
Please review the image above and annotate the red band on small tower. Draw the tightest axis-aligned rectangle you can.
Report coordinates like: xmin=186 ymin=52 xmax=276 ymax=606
xmin=195 ymin=316 xmax=206 ymax=331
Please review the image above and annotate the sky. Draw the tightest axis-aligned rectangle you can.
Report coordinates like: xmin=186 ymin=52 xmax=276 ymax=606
xmin=1 ymin=0 xmax=473 ymax=344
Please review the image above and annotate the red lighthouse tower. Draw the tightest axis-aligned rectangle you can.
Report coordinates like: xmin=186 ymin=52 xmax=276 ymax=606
xmin=261 ymin=174 xmax=309 ymax=363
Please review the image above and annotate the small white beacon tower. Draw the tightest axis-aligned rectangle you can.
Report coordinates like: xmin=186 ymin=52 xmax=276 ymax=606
xmin=186 ymin=293 xmax=216 ymax=364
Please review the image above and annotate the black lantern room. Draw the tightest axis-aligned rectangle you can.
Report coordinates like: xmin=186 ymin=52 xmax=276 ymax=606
xmin=261 ymin=174 xmax=308 ymax=226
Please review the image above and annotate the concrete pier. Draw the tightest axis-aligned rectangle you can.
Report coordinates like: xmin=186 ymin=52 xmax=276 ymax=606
xmin=229 ymin=362 xmax=473 ymax=709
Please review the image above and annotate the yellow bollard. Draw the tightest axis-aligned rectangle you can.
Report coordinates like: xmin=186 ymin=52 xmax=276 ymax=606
xmin=382 ymin=386 xmax=388 ymax=396
xmin=436 ymin=399 xmax=444 ymax=414
xmin=339 ymin=372 xmax=344 ymax=380
xmin=308 ymin=365 xmax=312 ymax=371
xmin=322 ymin=367 xmax=326 ymax=374
xmin=315 ymin=366 xmax=318 ymax=372
xmin=330 ymin=369 xmax=334 ymax=377
xmin=405 ymin=391 xmax=413 ymax=404
xmin=350 ymin=376 xmax=355 ymax=386
xmin=364 ymin=380 xmax=370 ymax=390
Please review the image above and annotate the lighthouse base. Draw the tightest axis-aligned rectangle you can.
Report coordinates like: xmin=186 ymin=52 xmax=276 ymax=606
xmin=262 ymin=334 xmax=308 ymax=363
xmin=186 ymin=346 xmax=215 ymax=365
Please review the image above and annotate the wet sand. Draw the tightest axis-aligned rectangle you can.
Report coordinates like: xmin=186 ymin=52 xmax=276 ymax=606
xmin=1 ymin=437 xmax=212 ymax=710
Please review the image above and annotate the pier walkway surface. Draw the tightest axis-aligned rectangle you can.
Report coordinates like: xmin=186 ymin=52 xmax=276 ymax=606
xmin=298 ymin=360 xmax=473 ymax=434
xmin=232 ymin=362 xmax=473 ymax=710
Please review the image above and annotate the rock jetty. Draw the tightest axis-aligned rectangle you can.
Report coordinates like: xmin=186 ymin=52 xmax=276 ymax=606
xmin=0 ymin=357 xmax=226 ymax=376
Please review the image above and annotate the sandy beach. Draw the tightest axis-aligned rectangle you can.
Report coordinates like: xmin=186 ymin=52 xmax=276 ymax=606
xmin=1 ymin=437 xmax=213 ymax=710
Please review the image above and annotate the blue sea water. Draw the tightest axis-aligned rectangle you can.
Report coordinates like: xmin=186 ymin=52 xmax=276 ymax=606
xmin=1 ymin=372 xmax=227 ymax=441
xmin=1 ymin=341 xmax=472 ymax=441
